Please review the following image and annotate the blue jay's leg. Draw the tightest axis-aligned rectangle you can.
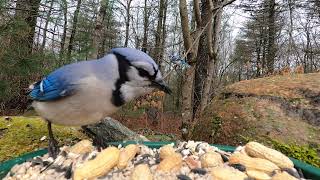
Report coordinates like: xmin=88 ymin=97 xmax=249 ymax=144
xmin=47 ymin=121 xmax=59 ymax=158
xmin=93 ymin=136 xmax=107 ymax=152
xmin=81 ymin=126 xmax=107 ymax=151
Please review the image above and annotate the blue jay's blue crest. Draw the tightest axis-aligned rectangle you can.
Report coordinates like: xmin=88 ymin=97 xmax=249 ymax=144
xmin=111 ymin=48 xmax=158 ymax=69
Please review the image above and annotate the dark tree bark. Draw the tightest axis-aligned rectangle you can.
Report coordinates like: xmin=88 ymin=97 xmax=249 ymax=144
xmin=100 ymin=3 xmax=115 ymax=53
xmin=41 ymin=0 xmax=55 ymax=52
xmin=303 ymin=20 xmax=311 ymax=73
xmin=124 ymin=0 xmax=133 ymax=47
xmin=133 ymin=10 xmax=140 ymax=49
xmin=36 ymin=16 xmax=43 ymax=50
xmin=60 ymin=0 xmax=68 ymax=59
xmin=266 ymin=0 xmax=276 ymax=74
xmin=67 ymin=0 xmax=82 ymax=61
xmin=141 ymin=0 xmax=149 ymax=52
xmin=179 ymin=0 xmax=197 ymax=140
xmin=91 ymin=0 xmax=109 ymax=59
xmin=195 ymin=0 xmax=237 ymax=116
xmin=13 ymin=0 xmax=41 ymax=54
xmin=202 ymin=1 xmax=222 ymax=113
xmin=262 ymin=24 xmax=267 ymax=74
xmin=153 ymin=0 xmax=166 ymax=66
xmin=194 ymin=0 xmax=217 ymax=116
xmin=51 ymin=17 xmax=58 ymax=52
xmin=159 ymin=0 xmax=168 ymax=71
xmin=255 ymin=24 xmax=264 ymax=77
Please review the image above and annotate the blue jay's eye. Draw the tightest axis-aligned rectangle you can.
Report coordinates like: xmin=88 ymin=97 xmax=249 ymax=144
xmin=136 ymin=67 xmax=150 ymax=78
xmin=135 ymin=66 xmax=158 ymax=80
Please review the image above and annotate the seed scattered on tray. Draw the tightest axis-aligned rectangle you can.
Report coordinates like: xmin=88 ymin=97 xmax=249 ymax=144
xmin=4 ymin=140 xmax=304 ymax=180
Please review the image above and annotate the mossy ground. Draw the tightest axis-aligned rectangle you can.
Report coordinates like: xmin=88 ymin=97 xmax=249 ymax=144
xmin=269 ymin=139 xmax=320 ymax=167
xmin=0 ymin=116 xmax=86 ymax=162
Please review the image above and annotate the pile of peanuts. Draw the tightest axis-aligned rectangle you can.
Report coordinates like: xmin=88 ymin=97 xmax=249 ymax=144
xmin=5 ymin=140 xmax=304 ymax=180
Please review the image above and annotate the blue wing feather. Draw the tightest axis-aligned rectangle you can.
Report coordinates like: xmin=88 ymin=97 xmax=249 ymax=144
xmin=30 ymin=71 xmax=75 ymax=101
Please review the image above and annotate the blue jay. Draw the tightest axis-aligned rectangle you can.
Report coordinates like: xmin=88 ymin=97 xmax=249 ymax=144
xmin=29 ymin=48 xmax=171 ymax=157
xmin=169 ymin=52 xmax=190 ymax=68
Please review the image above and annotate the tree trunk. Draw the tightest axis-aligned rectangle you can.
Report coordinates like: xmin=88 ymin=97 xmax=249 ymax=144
xmin=194 ymin=0 xmax=213 ymax=116
xmin=287 ymin=0 xmax=293 ymax=66
xmin=181 ymin=67 xmax=195 ymax=138
xmin=13 ymin=0 xmax=41 ymax=54
xmin=51 ymin=17 xmax=59 ymax=53
xmin=67 ymin=0 xmax=82 ymax=61
xmin=304 ymin=27 xmax=311 ymax=72
xmin=175 ymin=70 xmax=183 ymax=110
xmin=133 ymin=10 xmax=140 ymax=49
xmin=41 ymin=0 xmax=55 ymax=52
xmin=261 ymin=12 xmax=267 ymax=75
xmin=124 ymin=0 xmax=132 ymax=47
xmin=256 ymin=24 xmax=264 ymax=77
xmin=198 ymin=1 xmax=222 ymax=114
xmin=266 ymin=0 xmax=276 ymax=74
xmin=36 ymin=16 xmax=43 ymax=50
xmin=60 ymin=0 xmax=68 ymax=60
xmin=153 ymin=0 xmax=165 ymax=65
xmin=91 ymin=0 xmax=108 ymax=59
xmin=99 ymin=2 xmax=114 ymax=56
xmin=179 ymin=0 xmax=197 ymax=139
xmin=159 ymin=0 xmax=168 ymax=72
xmin=142 ymin=0 xmax=149 ymax=52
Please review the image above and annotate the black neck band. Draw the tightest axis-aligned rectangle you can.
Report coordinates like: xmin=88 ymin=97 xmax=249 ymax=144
xmin=111 ymin=53 xmax=131 ymax=107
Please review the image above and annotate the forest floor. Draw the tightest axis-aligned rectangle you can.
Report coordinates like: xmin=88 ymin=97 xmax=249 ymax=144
xmin=0 ymin=73 xmax=319 ymax=165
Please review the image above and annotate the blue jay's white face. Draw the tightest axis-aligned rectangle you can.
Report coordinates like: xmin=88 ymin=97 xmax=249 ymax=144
xmin=128 ymin=61 xmax=161 ymax=86
xmin=111 ymin=51 xmax=171 ymax=107
xmin=125 ymin=61 xmax=171 ymax=93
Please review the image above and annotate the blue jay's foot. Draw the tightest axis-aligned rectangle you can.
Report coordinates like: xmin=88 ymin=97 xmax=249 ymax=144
xmin=48 ymin=137 xmax=59 ymax=158
xmin=81 ymin=126 xmax=107 ymax=151
xmin=47 ymin=122 xmax=60 ymax=158
xmin=92 ymin=135 xmax=108 ymax=151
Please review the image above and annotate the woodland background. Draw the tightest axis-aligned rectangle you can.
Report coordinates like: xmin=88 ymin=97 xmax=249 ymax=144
xmin=0 ymin=0 xmax=320 ymax=165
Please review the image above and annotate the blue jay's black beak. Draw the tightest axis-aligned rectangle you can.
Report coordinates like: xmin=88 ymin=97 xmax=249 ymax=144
xmin=151 ymin=80 xmax=172 ymax=94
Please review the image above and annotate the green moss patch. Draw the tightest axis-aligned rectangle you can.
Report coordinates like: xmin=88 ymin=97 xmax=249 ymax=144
xmin=270 ymin=140 xmax=320 ymax=168
xmin=0 ymin=116 xmax=86 ymax=162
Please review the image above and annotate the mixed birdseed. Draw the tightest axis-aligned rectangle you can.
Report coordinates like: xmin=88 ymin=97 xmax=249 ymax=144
xmin=4 ymin=140 xmax=305 ymax=180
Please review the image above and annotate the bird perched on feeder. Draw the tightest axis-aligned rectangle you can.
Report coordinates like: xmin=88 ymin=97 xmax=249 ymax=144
xmin=29 ymin=48 xmax=171 ymax=157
